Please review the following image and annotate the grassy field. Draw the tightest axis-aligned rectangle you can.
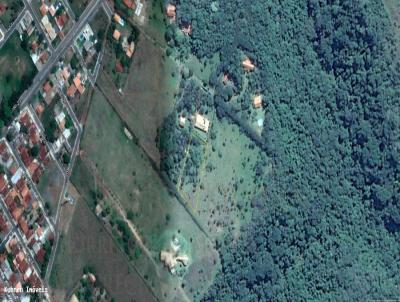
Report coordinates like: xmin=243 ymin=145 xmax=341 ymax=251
xmin=49 ymin=197 xmax=157 ymax=302
xmin=37 ymin=161 xmax=65 ymax=218
xmin=0 ymin=0 xmax=24 ymax=28
xmin=141 ymin=0 xmax=169 ymax=46
xmin=0 ymin=32 xmax=37 ymax=106
xmin=68 ymin=0 xmax=90 ymax=19
xmin=178 ymin=105 xmax=267 ymax=240
xmin=79 ymin=88 xmax=218 ymax=300
xmin=185 ymin=53 xmax=220 ymax=84
xmin=122 ymin=34 xmax=179 ymax=164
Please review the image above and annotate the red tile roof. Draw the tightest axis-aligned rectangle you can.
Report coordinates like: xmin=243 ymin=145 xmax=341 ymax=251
xmin=43 ymin=81 xmax=52 ymax=94
xmin=36 ymin=248 xmax=45 ymax=264
xmin=0 ymin=142 xmax=6 ymax=155
xmin=123 ymin=0 xmax=136 ymax=9
xmin=20 ymin=147 xmax=32 ymax=167
xmin=20 ymin=113 xmax=30 ymax=127
xmin=19 ymin=219 xmax=29 ymax=237
xmin=16 ymin=178 xmax=26 ymax=191
xmin=29 ymin=126 xmax=40 ymax=145
xmin=27 ymin=161 xmax=39 ymax=176
xmin=12 ymin=208 xmax=23 ymax=222
xmin=39 ymin=144 xmax=47 ymax=162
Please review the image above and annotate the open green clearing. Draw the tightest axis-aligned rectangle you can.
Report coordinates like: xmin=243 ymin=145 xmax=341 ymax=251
xmin=80 ymin=88 xmax=219 ymax=301
xmin=68 ymin=0 xmax=90 ymax=19
xmin=142 ymin=0 xmax=169 ymax=46
xmin=49 ymin=197 xmax=157 ymax=302
xmin=37 ymin=161 xmax=64 ymax=218
xmin=179 ymin=113 xmax=266 ymax=239
xmin=0 ymin=32 xmax=36 ymax=124
xmin=0 ymin=0 xmax=24 ymax=28
xmin=121 ymin=34 xmax=179 ymax=164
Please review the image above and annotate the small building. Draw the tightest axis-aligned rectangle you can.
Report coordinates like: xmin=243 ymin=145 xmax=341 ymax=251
xmin=126 ymin=42 xmax=135 ymax=58
xmin=88 ymin=273 xmax=96 ymax=283
xmin=69 ymin=294 xmax=79 ymax=302
xmin=124 ymin=127 xmax=133 ymax=140
xmin=181 ymin=24 xmax=192 ymax=36
xmin=166 ymin=4 xmax=176 ymax=19
xmin=113 ymin=13 xmax=125 ymax=26
xmin=253 ymin=95 xmax=262 ymax=109
xmin=123 ymin=0 xmax=136 ymax=9
xmin=55 ymin=112 xmax=66 ymax=125
xmin=113 ymin=29 xmax=121 ymax=41
xmin=242 ymin=58 xmax=255 ymax=71
xmin=67 ymin=84 xmax=77 ymax=98
xmin=179 ymin=116 xmax=186 ymax=128
xmin=193 ymin=113 xmax=210 ymax=133
xmin=40 ymin=4 xmax=48 ymax=16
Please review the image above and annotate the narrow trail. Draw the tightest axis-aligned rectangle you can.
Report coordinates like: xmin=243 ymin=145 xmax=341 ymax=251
xmin=80 ymin=154 xmax=158 ymax=270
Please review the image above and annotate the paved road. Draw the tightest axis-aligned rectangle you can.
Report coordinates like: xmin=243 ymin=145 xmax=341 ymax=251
xmin=60 ymin=0 xmax=76 ymax=21
xmin=18 ymin=0 xmax=103 ymax=109
xmin=0 ymin=7 xmax=27 ymax=48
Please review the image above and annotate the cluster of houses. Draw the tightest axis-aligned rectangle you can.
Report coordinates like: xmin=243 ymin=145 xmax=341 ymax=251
xmin=39 ymin=0 xmax=71 ymax=44
xmin=112 ymin=13 xmax=135 ymax=59
xmin=0 ymin=140 xmax=53 ymax=277
xmin=120 ymin=0 xmax=143 ymax=17
xmin=14 ymin=110 xmax=50 ymax=184
xmin=51 ymin=53 xmax=88 ymax=99
xmin=34 ymin=87 xmax=74 ymax=155
xmin=179 ymin=113 xmax=211 ymax=137
xmin=17 ymin=11 xmax=51 ymax=71
xmin=0 ymin=235 xmax=43 ymax=299
xmin=165 ymin=3 xmax=192 ymax=35
xmin=75 ymin=24 xmax=99 ymax=70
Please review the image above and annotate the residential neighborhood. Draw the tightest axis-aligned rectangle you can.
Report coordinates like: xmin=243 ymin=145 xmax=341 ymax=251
xmin=0 ymin=0 xmax=114 ymax=300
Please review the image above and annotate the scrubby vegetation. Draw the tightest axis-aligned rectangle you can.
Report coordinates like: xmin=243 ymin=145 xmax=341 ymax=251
xmin=160 ymin=0 xmax=400 ymax=300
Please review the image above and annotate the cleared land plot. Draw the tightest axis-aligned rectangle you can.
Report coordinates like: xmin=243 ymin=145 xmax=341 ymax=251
xmin=114 ymin=34 xmax=178 ymax=164
xmin=0 ymin=0 xmax=24 ymax=28
xmin=80 ymin=88 xmax=218 ymax=300
xmin=37 ymin=160 xmax=64 ymax=217
xmin=185 ymin=53 xmax=220 ymax=84
xmin=49 ymin=197 xmax=156 ymax=302
xmin=179 ymin=109 xmax=267 ymax=239
xmin=0 ymin=32 xmax=37 ymax=108
xmin=141 ymin=0 xmax=168 ymax=46
xmin=68 ymin=0 xmax=90 ymax=18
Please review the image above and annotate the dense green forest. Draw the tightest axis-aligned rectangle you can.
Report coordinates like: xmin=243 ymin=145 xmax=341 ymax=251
xmin=160 ymin=0 xmax=400 ymax=300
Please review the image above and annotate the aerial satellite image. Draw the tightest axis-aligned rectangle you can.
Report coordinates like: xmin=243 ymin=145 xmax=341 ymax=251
xmin=0 ymin=0 xmax=398 ymax=301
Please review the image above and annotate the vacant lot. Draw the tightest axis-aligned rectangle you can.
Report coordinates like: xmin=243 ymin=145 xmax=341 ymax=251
xmin=49 ymin=198 xmax=156 ymax=302
xmin=80 ymin=88 xmax=218 ymax=300
xmin=37 ymin=161 xmax=65 ymax=218
xmin=68 ymin=0 xmax=90 ymax=18
xmin=121 ymin=35 xmax=179 ymax=164
xmin=0 ymin=32 xmax=37 ymax=107
xmin=0 ymin=0 xmax=24 ymax=28
xmin=141 ymin=0 xmax=169 ymax=46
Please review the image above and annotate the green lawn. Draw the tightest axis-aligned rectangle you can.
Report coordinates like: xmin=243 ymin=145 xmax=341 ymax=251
xmin=68 ymin=0 xmax=90 ymax=19
xmin=0 ymin=0 xmax=24 ymax=28
xmin=0 ymin=32 xmax=36 ymax=102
